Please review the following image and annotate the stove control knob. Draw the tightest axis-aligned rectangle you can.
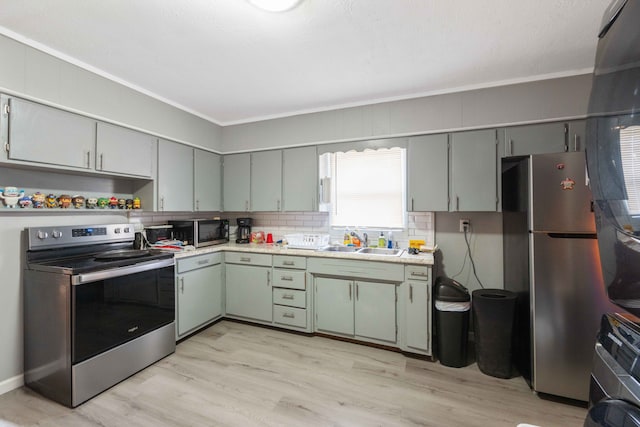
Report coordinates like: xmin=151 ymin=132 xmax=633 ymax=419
xmin=52 ymin=231 xmax=62 ymax=239
xmin=124 ymin=227 xmax=130 ymax=233
xmin=37 ymin=231 xmax=49 ymax=240
xmin=114 ymin=228 xmax=121 ymax=234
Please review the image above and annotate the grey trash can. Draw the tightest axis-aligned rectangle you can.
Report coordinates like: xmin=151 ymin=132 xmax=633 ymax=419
xmin=472 ymin=289 xmax=517 ymax=378
xmin=435 ymin=277 xmax=471 ymax=368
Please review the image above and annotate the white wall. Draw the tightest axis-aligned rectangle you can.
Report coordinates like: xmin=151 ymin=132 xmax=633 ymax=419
xmin=0 ymin=34 xmax=223 ymax=152
xmin=221 ymin=74 xmax=592 ymax=152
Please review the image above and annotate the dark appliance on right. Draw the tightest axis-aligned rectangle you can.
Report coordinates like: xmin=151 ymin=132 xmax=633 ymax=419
xmin=583 ymin=0 xmax=640 ymax=424
xmin=236 ymin=217 xmax=252 ymax=244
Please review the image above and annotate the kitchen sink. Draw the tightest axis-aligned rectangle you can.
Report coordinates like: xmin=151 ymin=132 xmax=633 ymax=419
xmin=356 ymin=247 xmax=404 ymax=256
xmin=317 ymin=245 xmax=360 ymax=253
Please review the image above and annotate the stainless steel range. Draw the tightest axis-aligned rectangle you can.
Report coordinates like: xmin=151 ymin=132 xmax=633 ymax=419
xmin=23 ymin=223 xmax=176 ymax=407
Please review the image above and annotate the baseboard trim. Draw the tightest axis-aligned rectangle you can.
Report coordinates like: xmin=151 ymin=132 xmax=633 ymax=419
xmin=0 ymin=374 xmax=24 ymax=396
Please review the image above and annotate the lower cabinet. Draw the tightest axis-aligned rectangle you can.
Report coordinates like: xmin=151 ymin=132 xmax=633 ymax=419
xmin=176 ymin=253 xmax=223 ymax=339
xmin=399 ymin=264 xmax=432 ymax=355
xmin=225 ymin=263 xmax=273 ymax=323
xmin=315 ymin=277 xmax=397 ymax=344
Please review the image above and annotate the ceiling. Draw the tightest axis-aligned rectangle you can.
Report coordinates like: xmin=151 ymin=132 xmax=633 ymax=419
xmin=0 ymin=0 xmax=610 ymax=126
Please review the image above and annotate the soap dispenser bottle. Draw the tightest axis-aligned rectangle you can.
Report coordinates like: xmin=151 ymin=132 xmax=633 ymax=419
xmin=378 ymin=232 xmax=385 ymax=248
xmin=387 ymin=231 xmax=393 ymax=249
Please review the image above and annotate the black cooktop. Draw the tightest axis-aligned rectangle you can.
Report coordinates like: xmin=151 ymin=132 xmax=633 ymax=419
xmin=26 ymin=244 xmax=174 ymax=275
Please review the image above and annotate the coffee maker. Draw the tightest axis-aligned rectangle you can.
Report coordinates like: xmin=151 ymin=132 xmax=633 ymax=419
xmin=236 ymin=217 xmax=252 ymax=244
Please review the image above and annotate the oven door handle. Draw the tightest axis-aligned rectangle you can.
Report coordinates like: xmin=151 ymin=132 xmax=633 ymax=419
xmin=72 ymin=258 xmax=175 ymax=285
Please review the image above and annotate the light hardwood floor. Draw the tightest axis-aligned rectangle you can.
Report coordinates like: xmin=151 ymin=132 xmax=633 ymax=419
xmin=0 ymin=320 xmax=587 ymax=426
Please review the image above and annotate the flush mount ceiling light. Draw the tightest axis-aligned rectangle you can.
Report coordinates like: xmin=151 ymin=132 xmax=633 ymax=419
xmin=247 ymin=0 xmax=303 ymax=12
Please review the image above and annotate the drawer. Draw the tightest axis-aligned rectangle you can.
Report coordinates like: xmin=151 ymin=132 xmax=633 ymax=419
xmin=273 ymin=305 xmax=306 ymax=328
xmin=273 ymin=288 xmax=306 ymax=308
xmin=225 ymin=251 xmax=272 ymax=267
xmin=272 ymin=268 xmax=306 ymax=290
xmin=405 ymin=265 xmax=430 ymax=282
xmin=273 ymin=255 xmax=306 ymax=270
xmin=177 ymin=252 xmax=222 ymax=273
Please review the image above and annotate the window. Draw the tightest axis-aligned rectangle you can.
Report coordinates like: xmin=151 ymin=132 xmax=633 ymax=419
xmin=320 ymin=147 xmax=406 ymax=228
xmin=620 ymin=125 xmax=640 ymax=214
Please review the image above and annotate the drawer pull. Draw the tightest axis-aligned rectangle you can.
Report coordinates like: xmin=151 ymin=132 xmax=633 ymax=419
xmin=282 ymin=261 xmax=295 ymax=266
xmin=281 ymin=276 xmax=293 ymax=281
xmin=282 ymin=312 xmax=295 ymax=319
xmin=197 ymin=259 xmax=210 ymax=265
xmin=240 ymin=257 xmax=251 ymax=262
xmin=282 ymin=294 xmax=295 ymax=300
xmin=411 ymin=272 xmax=427 ymax=277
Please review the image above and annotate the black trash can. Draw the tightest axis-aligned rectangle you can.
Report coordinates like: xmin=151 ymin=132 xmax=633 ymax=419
xmin=472 ymin=289 xmax=517 ymax=379
xmin=435 ymin=277 xmax=471 ymax=368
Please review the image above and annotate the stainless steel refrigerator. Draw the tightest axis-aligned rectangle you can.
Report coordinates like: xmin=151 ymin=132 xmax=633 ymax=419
xmin=502 ymin=151 xmax=616 ymax=402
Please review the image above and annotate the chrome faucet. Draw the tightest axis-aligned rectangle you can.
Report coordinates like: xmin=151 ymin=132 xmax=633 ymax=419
xmin=350 ymin=231 xmax=368 ymax=247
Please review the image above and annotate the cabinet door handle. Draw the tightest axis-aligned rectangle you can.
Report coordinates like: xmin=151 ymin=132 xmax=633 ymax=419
xmin=240 ymin=257 xmax=251 ymax=262
xmin=411 ymin=198 xmax=414 ymax=212
xmin=348 ymin=282 xmax=352 ymax=301
xmin=281 ymin=276 xmax=293 ymax=281
xmin=267 ymin=271 xmax=270 ymax=286
xmin=180 ymin=277 xmax=184 ymax=293
xmin=197 ymin=259 xmax=209 ymax=265
xmin=99 ymin=153 xmax=104 ymax=170
xmin=282 ymin=261 xmax=295 ymax=266
xmin=574 ymin=134 xmax=578 ymax=152
xmin=277 ymin=199 xmax=281 ymax=211
xmin=282 ymin=294 xmax=295 ymax=300
xmin=196 ymin=200 xmax=200 ymax=211
xmin=410 ymin=284 xmax=413 ymax=303
xmin=86 ymin=151 xmax=91 ymax=168
xmin=245 ymin=200 xmax=249 ymax=211
xmin=456 ymin=196 xmax=460 ymax=211
xmin=160 ymin=197 xmax=165 ymax=211
xmin=508 ymin=139 xmax=513 ymax=156
xmin=356 ymin=283 xmax=359 ymax=301
xmin=283 ymin=312 xmax=295 ymax=319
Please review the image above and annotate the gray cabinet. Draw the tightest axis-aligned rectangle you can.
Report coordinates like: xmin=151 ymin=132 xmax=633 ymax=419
xmin=272 ymin=255 xmax=310 ymax=331
xmin=224 ymin=252 xmax=273 ymax=323
xmin=6 ymin=97 xmax=95 ymax=170
xmin=282 ymin=146 xmax=318 ymax=211
xmin=158 ymin=139 xmax=193 ymax=211
xmin=407 ymin=134 xmax=449 ymax=211
xmin=194 ymin=149 xmax=221 ymax=212
xmin=401 ymin=264 xmax=432 ymax=355
xmin=450 ymin=129 xmax=497 ymax=212
xmin=314 ymin=274 xmax=397 ymax=344
xmin=96 ymin=122 xmax=154 ymax=178
xmin=251 ymin=150 xmax=282 ymax=211
xmin=176 ymin=253 xmax=223 ymax=339
xmin=503 ymin=122 xmax=567 ymax=157
xmin=567 ymin=120 xmax=586 ymax=152
xmin=222 ymin=153 xmax=250 ymax=211
xmin=315 ymin=277 xmax=354 ymax=336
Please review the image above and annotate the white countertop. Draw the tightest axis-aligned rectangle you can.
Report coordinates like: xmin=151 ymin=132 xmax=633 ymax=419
xmin=174 ymin=242 xmax=434 ymax=265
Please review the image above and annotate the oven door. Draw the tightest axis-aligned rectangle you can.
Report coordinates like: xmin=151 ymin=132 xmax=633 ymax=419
xmin=71 ymin=258 xmax=175 ymax=364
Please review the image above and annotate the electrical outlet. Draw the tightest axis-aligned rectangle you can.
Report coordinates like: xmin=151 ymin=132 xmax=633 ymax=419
xmin=459 ymin=219 xmax=470 ymax=232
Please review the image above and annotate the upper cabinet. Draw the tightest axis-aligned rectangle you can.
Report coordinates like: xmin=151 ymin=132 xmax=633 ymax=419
xmin=450 ymin=129 xmax=498 ymax=212
xmin=157 ymin=139 xmax=193 ymax=211
xmin=96 ymin=122 xmax=155 ymax=178
xmin=194 ymin=149 xmax=221 ymax=212
xmin=251 ymin=150 xmax=283 ymax=212
xmin=282 ymin=146 xmax=318 ymax=212
xmin=223 ymin=153 xmax=251 ymax=212
xmin=503 ymin=120 xmax=586 ymax=157
xmin=407 ymin=134 xmax=449 ymax=212
xmin=5 ymin=97 xmax=96 ymax=170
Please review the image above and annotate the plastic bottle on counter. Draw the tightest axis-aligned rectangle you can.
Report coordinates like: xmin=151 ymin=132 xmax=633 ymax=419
xmin=387 ymin=231 xmax=393 ymax=249
xmin=343 ymin=227 xmax=351 ymax=245
xmin=378 ymin=231 xmax=386 ymax=248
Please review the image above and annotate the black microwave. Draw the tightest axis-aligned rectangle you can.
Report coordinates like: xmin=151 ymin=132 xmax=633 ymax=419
xmin=168 ymin=219 xmax=229 ymax=248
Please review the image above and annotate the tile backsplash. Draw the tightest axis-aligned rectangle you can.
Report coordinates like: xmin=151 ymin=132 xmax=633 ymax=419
xmin=131 ymin=211 xmax=434 ymax=249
